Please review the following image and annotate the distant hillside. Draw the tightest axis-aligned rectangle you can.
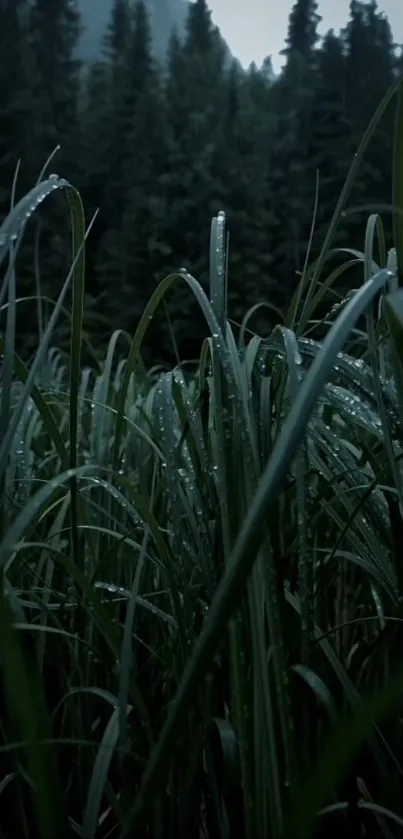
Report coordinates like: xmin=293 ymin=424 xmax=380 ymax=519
xmin=78 ymin=0 xmax=188 ymax=61
xmin=78 ymin=0 xmax=234 ymax=65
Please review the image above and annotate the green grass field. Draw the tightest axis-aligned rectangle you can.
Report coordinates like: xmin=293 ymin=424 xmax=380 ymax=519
xmin=0 ymin=79 xmax=403 ymax=839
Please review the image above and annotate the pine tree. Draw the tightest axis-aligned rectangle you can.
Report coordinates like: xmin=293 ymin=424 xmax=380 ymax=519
xmin=343 ymin=1 xmax=395 ymax=127
xmin=103 ymin=0 xmax=131 ymax=62
xmin=185 ymin=0 xmax=214 ymax=55
xmin=281 ymin=0 xmax=321 ymax=65
xmin=119 ymin=1 xmax=171 ymax=316
xmin=0 ymin=0 xmax=41 ymax=360
xmin=342 ymin=0 xmax=396 ymax=248
xmin=94 ymin=0 xmax=137 ymax=275
xmin=163 ymin=0 xmax=227 ymax=264
xmin=13 ymin=0 xmax=83 ymax=354
xmin=29 ymin=0 xmax=81 ymax=173
xmin=220 ymin=62 xmax=277 ymax=321
xmin=153 ymin=0 xmax=230 ymax=355
xmin=269 ymin=0 xmax=322 ymax=291
xmin=95 ymin=0 xmax=170 ymax=338
xmin=0 ymin=0 xmax=32 ymax=212
xmin=98 ymin=0 xmax=153 ymax=223
xmin=77 ymin=0 xmax=133 ymax=294
xmin=76 ymin=59 xmax=112 ymax=298
xmin=307 ymin=30 xmax=352 ymax=248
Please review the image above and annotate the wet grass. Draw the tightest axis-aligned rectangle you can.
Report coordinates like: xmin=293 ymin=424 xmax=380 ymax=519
xmin=0 ymin=79 xmax=403 ymax=838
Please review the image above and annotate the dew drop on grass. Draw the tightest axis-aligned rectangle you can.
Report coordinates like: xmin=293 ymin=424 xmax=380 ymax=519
xmin=294 ymin=347 xmax=303 ymax=366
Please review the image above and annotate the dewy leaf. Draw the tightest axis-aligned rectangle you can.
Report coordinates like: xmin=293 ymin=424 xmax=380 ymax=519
xmin=384 ymin=287 xmax=403 ymax=378
xmin=393 ymin=78 xmax=403 ymax=284
xmin=123 ymin=267 xmax=396 ymax=835
xmin=285 ymin=667 xmax=403 ymax=839
xmin=0 ymin=176 xmax=69 ymax=267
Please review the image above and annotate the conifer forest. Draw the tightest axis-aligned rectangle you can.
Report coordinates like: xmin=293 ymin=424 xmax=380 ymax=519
xmin=2 ymin=2 xmax=403 ymax=838
xmin=1 ymin=0 xmax=401 ymax=362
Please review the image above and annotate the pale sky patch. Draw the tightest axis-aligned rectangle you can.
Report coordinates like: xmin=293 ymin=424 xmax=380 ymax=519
xmin=207 ymin=0 xmax=403 ymax=70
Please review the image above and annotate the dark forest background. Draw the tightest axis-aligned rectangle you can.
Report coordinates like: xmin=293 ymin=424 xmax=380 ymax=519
xmin=0 ymin=0 xmax=402 ymax=364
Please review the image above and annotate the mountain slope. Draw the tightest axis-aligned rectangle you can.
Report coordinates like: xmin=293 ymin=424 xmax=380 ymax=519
xmin=78 ymin=0 xmax=188 ymax=61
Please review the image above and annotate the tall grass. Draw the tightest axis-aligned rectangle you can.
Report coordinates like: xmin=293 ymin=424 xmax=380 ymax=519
xmin=0 ymin=78 xmax=403 ymax=839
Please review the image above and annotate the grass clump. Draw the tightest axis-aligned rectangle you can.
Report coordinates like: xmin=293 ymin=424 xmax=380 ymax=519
xmin=0 ymin=80 xmax=403 ymax=839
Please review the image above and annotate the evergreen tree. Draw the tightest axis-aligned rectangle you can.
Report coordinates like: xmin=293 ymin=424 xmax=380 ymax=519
xmin=77 ymin=0 xmax=132 ymax=293
xmin=15 ymin=0 xmax=83 ymax=355
xmin=281 ymin=0 xmax=321 ymax=65
xmin=184 ymin=0 xmax=215 ymax=55
xmin=163 ymin=0 xmax=227 ymax=264
xmin=103 ymin=0 xmax=131 ymax=61
xmin=269 ymin=0 xmax=322 ymax=291
xmin=95 ymin=0 xmax=170 ymax=339
xmin=307 ymin=30 xmax=352 ymax=247
xmin=119 ymin=0 xmax=171 ymax=320
xmin=343 ymin=1 xmax=395 ymax=125
xmin=76 ymin=59 xmax=112 ymax=297
xmin=342 ymin=0 xmax=396 ymax=247
xmin=154 ymin=0 xmax=230 ymax=354
xmin=0 ymin=0 xmax=400 ymax=359
xmin=93 ymin=0 xmax=136 ymax=281
xmin=0 ymin=0 xmax=32 ymax=212
xmin=220 ymin=61 xmax=277 ymax=322
xmin=29 ymin=0 xmax=81 ymax=173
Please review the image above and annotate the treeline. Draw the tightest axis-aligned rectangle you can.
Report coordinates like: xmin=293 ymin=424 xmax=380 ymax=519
xmin=0 ymin=0 xmax=402 ymax=362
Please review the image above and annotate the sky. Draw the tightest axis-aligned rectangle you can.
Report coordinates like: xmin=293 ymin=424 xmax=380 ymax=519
xmin=207 ymin=0 xmax=403 ymax=71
